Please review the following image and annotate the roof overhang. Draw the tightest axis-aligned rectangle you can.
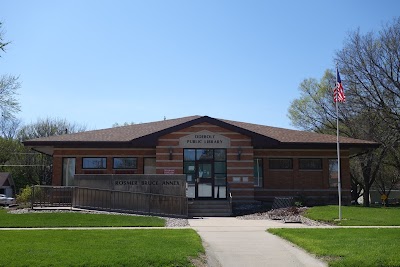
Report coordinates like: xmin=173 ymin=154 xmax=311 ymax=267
xmin=23 ymin=115 xmax=380 ymax=155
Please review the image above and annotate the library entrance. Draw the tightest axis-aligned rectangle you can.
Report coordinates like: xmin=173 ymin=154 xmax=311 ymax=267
xmin=184 ymin=148 xmax=227 ymax=199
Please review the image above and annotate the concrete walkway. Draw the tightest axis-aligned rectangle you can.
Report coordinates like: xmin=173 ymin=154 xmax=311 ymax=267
xmin=189 ymin=217 xmax=328 ymax=267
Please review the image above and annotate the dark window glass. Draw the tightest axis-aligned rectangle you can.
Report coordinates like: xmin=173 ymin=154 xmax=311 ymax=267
xmin=214 ymin=162 xmax=226 ymax=173
xmin=184 ymin=162 xmax=195 ymax=174
xmin=299 ymin=159 xmax=322 ymax=170
xmin=186 ymin=174 xmax=194 ymax=182
xmin=184 ymin=149 xmax=195 ymax=161
xmin=269 ymin=158 xmax=293 ymax=170
xmin=214 ymin=149 xmax=226 ymax=161
xmin=198 ymin=163 xmax=212 ymax=178
xmin=215 ymin=174 xmax=226 ymax=185
xmin=82 ymin=158 xmax=107 ymax=169
xmin=196 ymin=149 xmax=213 ymax=160
xmin=113 ymin=157 xmax=137 ymax=169
xmin=329 ymin=159 xmax=339 ymax=187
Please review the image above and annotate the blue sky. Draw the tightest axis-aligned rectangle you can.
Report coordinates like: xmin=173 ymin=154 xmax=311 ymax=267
xmin=1 ymin=0 xmax=399 ymax=130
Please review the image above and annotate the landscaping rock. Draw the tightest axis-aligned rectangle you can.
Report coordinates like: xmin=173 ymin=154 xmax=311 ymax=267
xmin=237 ymin=207 xmax=328 ymax=226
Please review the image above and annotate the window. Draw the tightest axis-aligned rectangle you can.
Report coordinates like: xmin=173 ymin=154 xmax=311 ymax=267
xmin=82 ymin=157 xmax=107 ymax=169
xmin=184 ymin=149 xmax=195 ymax=161
xmin=113 ymin=157 xmax=137 ymax=169
xmin=213 ymin=150 xmax=226 ymax=178
xmin=329 ymin=159 xmax=339 ymax=187
xmin=299 ymin=158 xmax=322 ymax=170
xmin=214 ymin=149 xmax=226 ymax=161
xmin=269 ymin=158 xmax=293 ymax=170
xmin=62 ymin=158 xmax=76 ymax=186
xmin=254 ymin=158 xmax=263 ymax=187
xmin=196 ymin=149 xmax=213 ymax=160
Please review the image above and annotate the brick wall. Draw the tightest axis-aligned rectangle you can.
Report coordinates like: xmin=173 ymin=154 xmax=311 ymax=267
xmin=50 ymin=123 xmax=352 ymax=205
xmin=254 ymin=149 xmax=351 ymax=204
xmin=52 ymin=148 xmax=156 ymax=185
xmin=157 ymin=122 xmax=254 ymax=202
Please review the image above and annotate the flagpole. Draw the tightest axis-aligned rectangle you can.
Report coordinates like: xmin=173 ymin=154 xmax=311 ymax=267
xmin=335 ymin=66 xmax=342 ymax=221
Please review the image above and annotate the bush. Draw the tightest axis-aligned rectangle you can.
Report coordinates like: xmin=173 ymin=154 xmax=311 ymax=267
xmin=16 ymin=185 xmax=32 ymax=204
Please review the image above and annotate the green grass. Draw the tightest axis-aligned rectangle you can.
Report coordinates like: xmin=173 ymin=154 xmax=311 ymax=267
xmin=268 ymin=228 xmax=400 ymax=267
xmin=304 ymin=205 xmax=400 ymax=226
xmin=0 ymin=209 xmax=165 ymax=227
xmin=0 ymin=229 xmax=204 ymax=267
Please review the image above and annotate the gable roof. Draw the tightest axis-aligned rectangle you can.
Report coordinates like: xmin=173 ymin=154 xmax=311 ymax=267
xmin=23 ymin=115 xmax=379 ymax=154
xmin=0 ymin=172 xmax=14 ymax=187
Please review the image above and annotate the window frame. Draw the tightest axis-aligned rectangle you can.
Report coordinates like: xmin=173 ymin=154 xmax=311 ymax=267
xmin=299 ymin=158 xmax=323 ymax=170
xmin=112 ymin=157 xmax=138 ymax=169
xmin=82 ymin=157 xmax=107 ymax=169
xmin=268 ymin=158 xmax=293 ymax=170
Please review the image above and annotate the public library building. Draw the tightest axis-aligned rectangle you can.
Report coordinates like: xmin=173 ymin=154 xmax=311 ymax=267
xmin=24 ymin=115 xmax=378 ymax=210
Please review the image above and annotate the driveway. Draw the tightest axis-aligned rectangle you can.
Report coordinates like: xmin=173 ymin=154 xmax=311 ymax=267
xmin=189 ymin=217 xmax=328 ymax=267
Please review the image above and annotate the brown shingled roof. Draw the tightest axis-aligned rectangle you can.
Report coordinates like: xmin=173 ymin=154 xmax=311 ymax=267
xmin=219 ymin=118 xmax=376 ymax=145
xmin=25 ymin=116 xmax=201 ymax=143
xmin=24 ymin=115 xmax=378 ymax=149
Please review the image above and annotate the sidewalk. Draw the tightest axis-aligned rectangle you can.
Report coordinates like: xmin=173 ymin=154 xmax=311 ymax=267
xmin=189 ymin=217 xmax=328 ymax=267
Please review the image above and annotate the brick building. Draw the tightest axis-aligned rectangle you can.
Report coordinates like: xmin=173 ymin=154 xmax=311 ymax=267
xmin=24 ymin=115 xmax=378 ymax=206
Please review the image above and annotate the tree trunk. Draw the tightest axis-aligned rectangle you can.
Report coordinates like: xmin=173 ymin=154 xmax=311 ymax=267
xmin=363 ymin=186 xmax=370 ymax=207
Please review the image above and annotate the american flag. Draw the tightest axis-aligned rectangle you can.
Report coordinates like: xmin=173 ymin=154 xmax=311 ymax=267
xmin=334 ymin=68 xmax=346 ymax=103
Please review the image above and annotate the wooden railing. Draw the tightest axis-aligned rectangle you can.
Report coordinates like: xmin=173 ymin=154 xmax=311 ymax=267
xmin=31 ymin=185 xmax=188 ymax=218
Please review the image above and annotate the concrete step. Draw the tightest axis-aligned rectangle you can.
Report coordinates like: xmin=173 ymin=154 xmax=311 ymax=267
xmin=190 ymin=212 xmax=232 ymax=217
xmin=188 ymin=200 xmax=232 ymax=217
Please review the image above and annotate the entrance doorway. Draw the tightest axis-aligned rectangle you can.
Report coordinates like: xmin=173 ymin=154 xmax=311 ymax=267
xmin=184 ymin=149 xmax=227 ymax=199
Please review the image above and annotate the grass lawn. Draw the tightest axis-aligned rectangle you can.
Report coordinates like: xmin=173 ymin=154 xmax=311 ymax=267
xmin=0 ymin=229 xmax=204 ymax=267
xmin=268 ymin=228 xmax=400 ymax=267
xmin=304 ymin=205 xmax=400 ymax=226
xmin=0 ymin=209 xmax=165 ymax=227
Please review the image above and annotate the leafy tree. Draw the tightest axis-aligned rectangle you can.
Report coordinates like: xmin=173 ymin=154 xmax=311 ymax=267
xmin=289 ymin=17 xmax=400 ymax=206
xmin=288 ymin=70 xmax=385 ymax=206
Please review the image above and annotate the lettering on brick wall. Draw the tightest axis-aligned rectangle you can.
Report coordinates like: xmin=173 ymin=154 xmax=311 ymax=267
xmin=115 ymin=180 xmax=180 ymax=186
xmin=179 ymin=130 xmax=231 ymax=148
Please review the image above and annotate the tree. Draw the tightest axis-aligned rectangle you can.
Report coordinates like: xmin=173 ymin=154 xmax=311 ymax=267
xmin=3 ymin=118 xmax=87 ymax=191
xmin=0 ymin=75 xmax=21 ymax=119
xmin=112 ymin=121 xmax=135 ymax=128
xmin=0 ymin=116 xmax=21 ymax=139
xmin=0 ymin=22 xmax=20 ymax=119
xmin=0 ymin=22 xmax=10 ymax=55
xmin=335 ymin=17 xmax=400 ymax=205
xmin=288 ymin=70 xmax=385 ymax=206
xmin=288 ymin=17 xmax=400 ymax=206
xmin=336 ymin=17 xmax=400 ymax=138
xmin=18 ymin=117 xmax=87 ymax=141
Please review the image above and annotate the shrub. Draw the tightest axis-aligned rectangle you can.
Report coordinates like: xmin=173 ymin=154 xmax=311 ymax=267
xmin=16 ymin=185 xmax=32 ymax=204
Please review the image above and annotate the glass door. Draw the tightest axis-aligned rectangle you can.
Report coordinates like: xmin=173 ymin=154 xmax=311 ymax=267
xmin=183 ymin=148 xmax=227 ymax=199
xmin=196 ymin=162 xmax=213 ymax=198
